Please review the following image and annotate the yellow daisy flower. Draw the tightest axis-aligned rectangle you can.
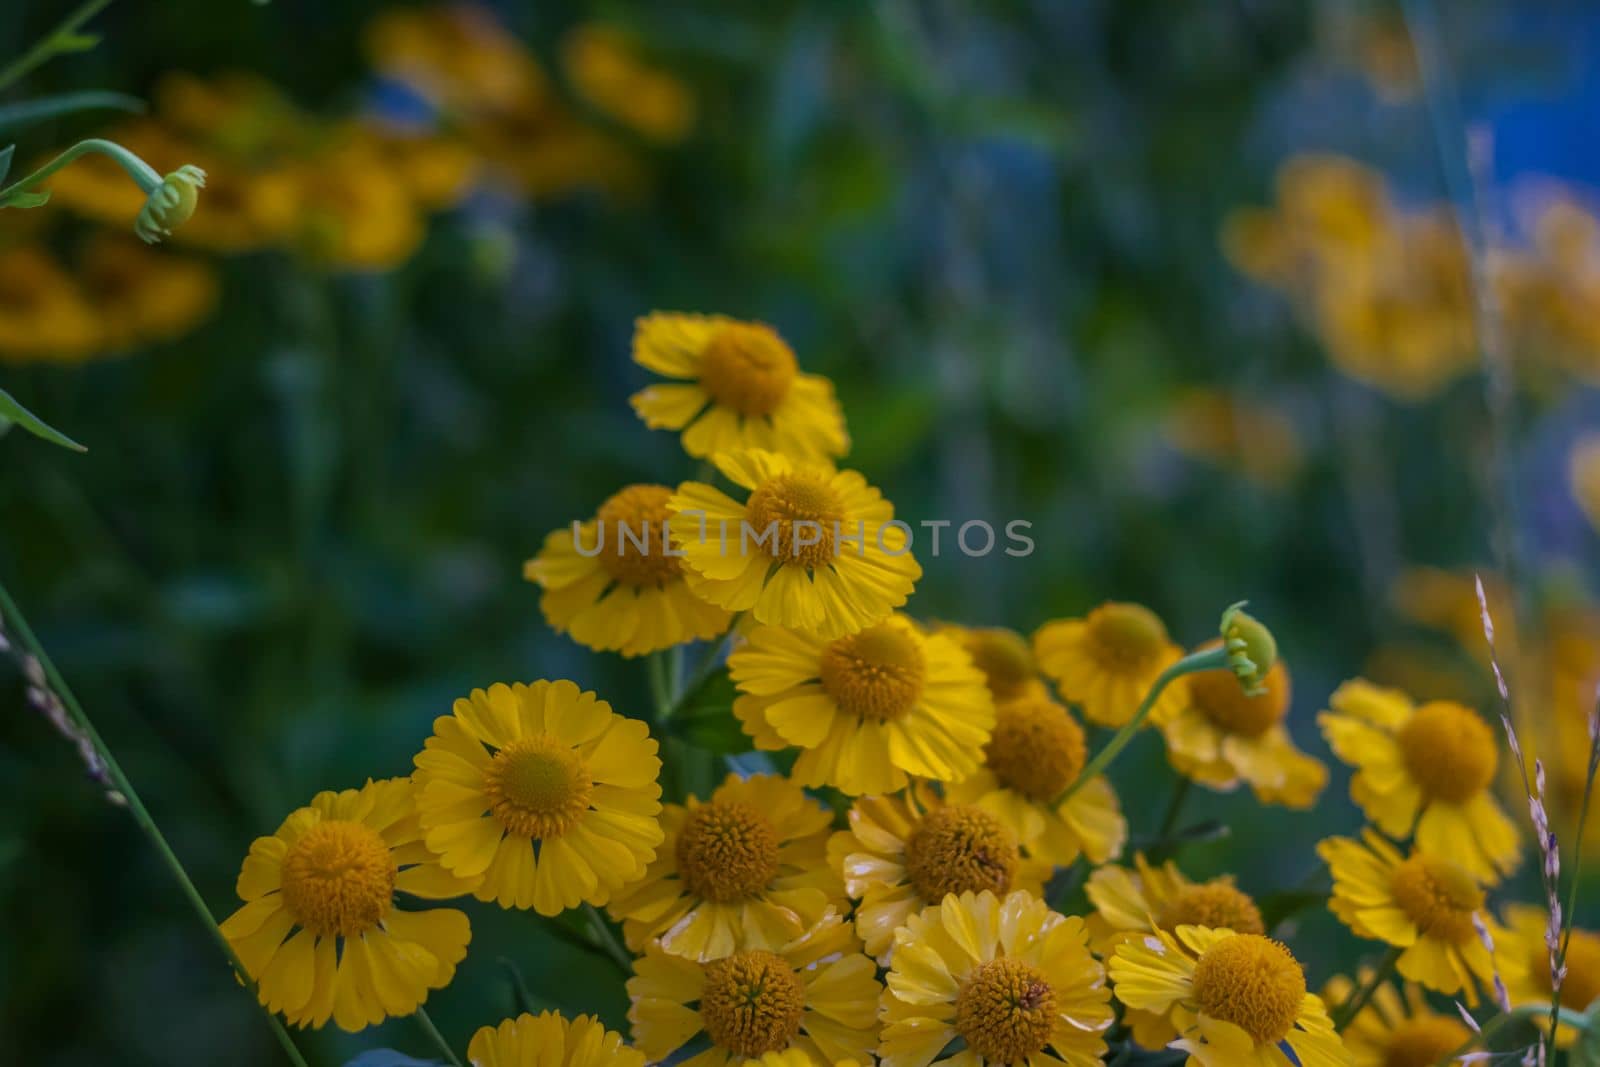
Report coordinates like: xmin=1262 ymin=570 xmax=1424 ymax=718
xmin=1161 ymin=648 xmax=1326 ymax=808
xmin=944 ymin=692 xmax=1128 ymax=866
xmin=1084 ymin=853 xmax=1267 ymax=1049
xmin=1318 ymin=679 xmax=1519 ymax=881
xmin=525 ymin=483 xmax=733 ymax=657
xmin=668 ymin=450 xmax=920 ymax=639
xmin=728 ymin=615 xmax=995 ymax=795
xmin=1318 ymin=830 xmax=1522 ymax=1004
xmin=937 ymin=623 xmax=1050 ymax=703
xmin=1322 ymin=972 xmax=1471 ymax=1067
xmin=412 ymin=680 xmax=664 ymax=915
xmin=630 ymin=312 xmax=849 ymax=461
xmin=1033 ymin=602 xmax=1188 ymax=728
xmin=562 ymin=25 xmax=696 ymax=144
xmin=628 ymin=910 xmax=880 ymax=1065
xmin=1502 ymin=904 xmax=1600 ymax=1047
xmin=0 ymin=245 xmax=100 ymax=362
xmin=467 ymin=1010 xmax=645 ymax=1066
xmin=826 ymin=787 xmax=1052 ymax=962
xmin=879 ymin=889 xmax=1113 ymax=1066
xmin=607 ymin=772 xmax=845 ymax=960
xmin=219 ymin=778 xmax=471 ymax=1032
xmin=80 ymin=235 xmax=219 ymax=352
xmin=1110 ymin=925 xmax=1348 ymax=1067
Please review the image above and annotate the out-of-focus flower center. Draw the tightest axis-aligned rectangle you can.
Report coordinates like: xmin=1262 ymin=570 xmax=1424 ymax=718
xmin=955 ymin=956 xmax=1058 ymax=1062
xmin=1396 ymin=701 xmax=1497 ymax=803
xmin=1533 ymin=926 xmax=1600 ymax=1011
xmin=960 ymin=627 xmax=1037 ymax=701
xmin=484 ymin=736 xmax=593 ymax=839
xmin=903 ymin=805 xmax=1019 ymax=902
xmin=1382 ymin=1015 xmax=1473 ymax=1067
xmin=1158 ymin=882 xmax=1265 ymax=936
xmin=1191 ymin=933 xmax=1306 ymax=1045
xmin=1189 ymin=656 xmax=1289 ymax=738
xmin=1085 ymin=602 xmax=1170 ymax=668
xmin=1389 ymin=855 xmax=1482 ymax=943
xmin=676 ymin=800 xmax=779 ymax=903
xmin=698 ymin=949 xmax=804 ymax=1056
xmin=984 ymin=696 xmax=1086 ymax=803
xmin=744 ymin=472 xmax=846 ymax=568
xmin=698 ymin=322 xmax=797 ymax=417
xmin=280 ymin=820 xmax=397 ymax=938
xmin=819 ymin=624 xmax=926 ymax=721
xmin=594 ymin=483 xmax=681 ymax=586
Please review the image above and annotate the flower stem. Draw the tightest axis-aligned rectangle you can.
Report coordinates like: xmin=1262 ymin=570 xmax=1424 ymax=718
xmin=0 ymin=137 xmax=162 ymax=203
xmin=647 ymin=651 xmax=672 ymax=721
xmin=1433 ymin=1003 xmax=1593 ymax=1065
xmin=414 ymin=1006 xmax=463 ymax=1067
xmin=1053 ymin=647 xmax=1229 ymax=806
xmin=0 ymin=579 xmax=310 ymax=1067
xmin=1330 ymin=944 xmax=1403 ymax=1031
xmin=0 ymin=0 xmax=113 ymax=92
xmin=583 ymin=903 xmax=634 ymax=973
xmin=1158 ymin=776 xmax=1192 ymax=839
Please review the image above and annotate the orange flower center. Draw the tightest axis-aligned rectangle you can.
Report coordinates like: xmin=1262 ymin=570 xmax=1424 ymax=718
xmin=1157 ymin=881 xmax=1266 ymax=936
xmin=1382 ymin=1015 xmax=1473 ymax=1067
xmin=1085 ymin=602 xmax=1171 ymax=669
xmin=676 ymin=800 xmax=780 ymax=903
xmin=955 ymin=957 xmax=1058 ymax=1063
xmin=1189 ymin=658 xmax=1289 ymax=738
xmin=484 ymin=736 xmax=593 ymax=839
xmin=699 ymin=949 xmax=805 ymax=1056
xmin=1534 ymin=927 xmax=1600 ymax=1011
xmin=1389 ymin=855 xmax=1483 ymax=944
xmin=960 ymin=627 xmax=1037 ymax=702
xmin=1191 ymin=934 xmax=1306 ymax=1045
xmin=280 ymin=820 xmax=397 ymax=938
xmin=984 ymin=696 xmax=1086 ymax=803
xmin=594 ymin=483 xmax=681 ymax=586
xmin=903 ymin=805 xmax=1019 ymax=902
xmin=698 ymin=322 xmax=797 ymax=417
xmin=819 ymin=624 xmax=926 ymax=721
xmin=1396 ymin=701 xmax=1498 ymax=804
xmin=743 ymin=471 xmax=846 ymax=568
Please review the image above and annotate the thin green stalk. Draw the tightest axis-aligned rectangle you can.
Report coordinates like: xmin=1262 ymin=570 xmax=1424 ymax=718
xmin=0 ymin=0 xmax=113 ymax=92
xmin=1331 ymin=944 xmax=1402 ymax=1030
xmin=647 ymin=651 xmax=672 ymax=720
xmin=0 ymin=137 xmax=160 ymax=202
xmin=582 ymin=903 xmax=634 ymax=973
xmin=0 ymin=579 xmax=309 ymax=1067
xmin=1552 ymin=715 xmax=1600 ymax=1054
xmin=1158 ymin=776 xmax=1192 ymax=839
xmin=1053 ymin=647 xmax=1229 ymax=805
xmin=414 ymin=1006 xmax=463 ymax=1067
xmin=1433 ymin=1003 xmax=1591 ymax=1066
xmin=663 ymin=620 xmax=741 ymax=721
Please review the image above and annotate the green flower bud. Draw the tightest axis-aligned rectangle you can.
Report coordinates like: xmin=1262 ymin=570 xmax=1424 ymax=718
xmin=135 ymin=165 xmax=206 ymax=244
xmin=1219 ymin=601 xmax=1277 ymax=696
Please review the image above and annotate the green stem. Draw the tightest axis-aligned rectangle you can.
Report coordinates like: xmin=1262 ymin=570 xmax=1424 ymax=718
xmin=1158 ymin=777 xmax=1192 ymax=839
xmin=0 ymin=0 xmax=113 ymax=92
xmin=1053 ymin=647 xmax=1229 ymax=806
xmin=662 ymin=620 xmax=741 ymax=721
xmin=1551 ymin=726 xmax=1600 ymax=1055
xmin=0 ymin=579 xmax=310 ymax=1067
xmin=1331 ymin=945 xmax=1402 ymax=1031
xmin=414 ymin=1005 xmax=463 ymax=1067
xmin=1434 ymin=1003 xmax=1592 ymax=1066
xmin=582 ymin=903 xmax=634 ymax=973
xmin=0 ymin=137 xmax=161 ymax=203
xmin=647 ymin=651 xmax=672 ymax=721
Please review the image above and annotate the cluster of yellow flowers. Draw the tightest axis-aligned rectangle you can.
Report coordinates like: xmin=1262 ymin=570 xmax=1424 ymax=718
xmin=218 ymin=311 xmax=1594 ymax=1065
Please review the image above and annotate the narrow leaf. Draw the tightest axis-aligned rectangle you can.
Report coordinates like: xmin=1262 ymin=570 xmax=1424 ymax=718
xmin=0 ymin=387 xmax=86 ymax=451
xmin=0 ymin=91 xmax=144 ymax=133
xmin=2 ymin=189 xmax=50 ymax=209
xmin=341 ymin=1051 xmax=443 ymax=1067
xmin=0 ymin=144 xmax=12 ymax=184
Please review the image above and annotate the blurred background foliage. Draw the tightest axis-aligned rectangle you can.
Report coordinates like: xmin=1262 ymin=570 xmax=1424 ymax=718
xmin=1 ymin=1 xmax=1598 ymax=1063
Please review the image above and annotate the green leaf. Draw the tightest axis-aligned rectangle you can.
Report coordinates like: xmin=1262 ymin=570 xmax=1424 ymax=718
xmin=51 ymin=32 xmax=101 ymax=54
xmin=0 ymin=387 xmax=86 ymax=451
xmin=497 ymin=956 xmax=547 ymax=1016
xmin=2 ymin=188 xmax=50 ymax=209
xmin=1258 ymin=889 xmax=1330 ymax=932
xmin=0 ymin=91 xmax=144 ymax=133
xmin=670 ymin=669 xmax=750 ymax=755
xmin=0 ymin=144 xmax=12 ymax=184
xmin=1574 ymin=998 xmax=1600 ymax=1066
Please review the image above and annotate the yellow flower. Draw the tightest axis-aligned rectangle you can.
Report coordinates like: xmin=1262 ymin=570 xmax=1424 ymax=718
xmin=1033 ymin=601 xmax=1188 ymax=728
xmin=0 ymin=245 xmax=100 ymax=362
xmin=607 ymin=773 xmax=845 ymax=960
xmin=467 ymin=1010 xmax=645 ymax=1067
xmin=1161 ymin=648 xmax=1326 ymax=808
xmin=411 ymin=680 xmax=664 ymax=914
xmin=1163 ymin=388 xmax=1304 ymax=488
xmin=525 ymin=483 xmax=733 ymax=657
xmin=628 ymin=910 xmax=880 ymax=1065
xmin=1318 ymin=830 xmax=1522 ymax=1004
xmin=944 ymin=693 xmax=1127 ymax=866
xmin=562 ymin=25 xmax=696 ymax=143
xmin=79 ymin=235 xmax=218 ymax=351
xmin=937 ymin=623 xmax=1049 ymax=703
xmin=218 ymin=777 xmax=471 ymax=1032
xmin=1569 ymin=433 xmax=1600 ymax=534
xmin=826 ymin=786 xmax=1052 ymax=961
xmin=1318 ymin=679 xmax=1519 ymax=881
xmin=631 ymin=312 xmax=849 ymax=461
xmin=292 ymin=142 xmax=425 ymax=271
xmin=668 ymin=449 xmax=920 ymax=639
xmin=1323 ymin=972 xmax=1470 ymax=1067
xmin=879 ymin=889 xmax=1113 ymax=1066
xmin=1502 ymin=904 xmax=1600 ymax=1047
xmin=363 ymin=4 xmax=546 ymax=115
xmin=729 ymin=615 xmax=995 ymax=794
xmin=1084 ymin=853 xmax=1267 ymax=1050
xmin=349 ymin=122 xmax=480 ymax=211
xmin=1110 ymin=925 xmax=1348 ymax=1067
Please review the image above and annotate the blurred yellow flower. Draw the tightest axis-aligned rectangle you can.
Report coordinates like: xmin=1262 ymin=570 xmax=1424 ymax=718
xmin=218 ymin=777 xmax=471 ymax=1031
xmin=632 ymin=312 xmax=850 ymax=461
xmin=729 ymin=614 xmax=995 ymax=794
xmin=1321 ymin=972 xmax=1468 ymax=1067
xmin=411 ymin=680 xmax=664 ymax=914
xmin=292 ymin=142 xmax=425 ymax=271
xmin=628 ymin=910 xmax=880 ymax=1065
xmin=1318 ymin=829 xmax=1520 ymax=1005
xmin=0 ymin=245 xmax=100 ymax=362
xmin=880 ymin=889 xmax=1112 ymax=1066
xmin=1502 ymin=904 xmax=1600 ymax=1047
xmin=467 ymin=1010 xmax=645 ymax=1067
xmin=1318 ymin=679 xmax=1519 ymax=881
xmin=1164 ymin=388 xmax=1304 ymax=488
xmin=563 ymin=25 xmax=695 ymax=143
xmin=825 ymin=786 xmax=1051 ymax=961
xmin=944 ymin=692 xmax=1127 ymax=866
xmin=349 ymin=122 xmax=480 ymax=211
xmin=668 ymin=449 xmax=919 ymax=639
xmin=1569 ymin=433 xmax=1600 ymax=533
xmin=80 ymin=234 xmax=218 ymax=351
xmin=525 ymin=483 xmax=732 ymax=657
xmin=607 ymin=773 xmax=845 ymax=960
xmin=937 ymin=623 xmax=1049 ymax=703
xmin=364 ymin=4 xmax=547 ymax=115
xmin=1033 ymin=601 xmax=1187 ymax=728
